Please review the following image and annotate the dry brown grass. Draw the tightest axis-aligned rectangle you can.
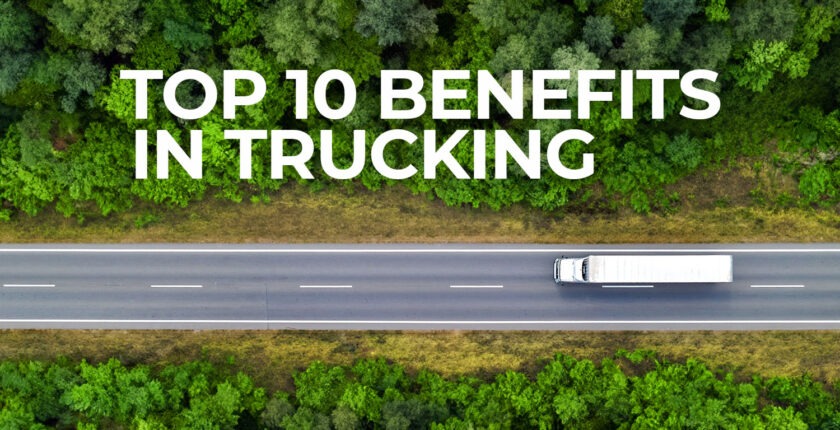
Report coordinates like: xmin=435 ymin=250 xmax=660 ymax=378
xmin=1 ymin=330 xmax=839 ymax=391
xmin=1 ymin=184 xmax=840 ymax=244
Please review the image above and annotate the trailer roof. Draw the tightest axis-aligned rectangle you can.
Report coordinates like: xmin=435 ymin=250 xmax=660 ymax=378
xmin=586 ymin=255 xmax=733 ymax=283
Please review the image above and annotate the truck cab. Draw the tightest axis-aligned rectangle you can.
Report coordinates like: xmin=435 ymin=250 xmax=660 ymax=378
xmin=554 ymin=257 xmax=585 ymax=283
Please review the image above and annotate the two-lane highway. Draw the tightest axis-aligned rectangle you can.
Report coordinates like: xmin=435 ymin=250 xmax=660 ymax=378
xmin=1 ymin=244 xmax=839 ymax=330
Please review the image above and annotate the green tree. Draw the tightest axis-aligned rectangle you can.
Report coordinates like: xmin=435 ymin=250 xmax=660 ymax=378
xmin=260 ymin=394 xmax=295 ymax=429
xmin=731 ymin=0 xmax=798 ymax=44
xmin=64 ymin=359 xmax=165 ymax=424
xmin=339 ymin=383 xmax=383 ymax=422
xmin=260 ymin=0 xmax=344 ymax=67
xmin=550 ymin=42 xmax=602 ymax=98
xmin=553 ymin=386 xmax=588 ymax=426
xmin=355 ymin=0 xmax=437 ymax=47
xmin=527 ymin=6 xmax=576 ymax=67
xmin=331 ymin=405 xmax=360 ymax=430
xmin=163 ymin=19 xmax=212 ymax=52
xmin=0 ymin=361 xmax=76 ymax=426
xmin=763 ymin=375 xmax=837 ymax=426
xmin=45 ymin=0 xmax=150 ymax=54
xmin=206 ymin=0 xmax=260 ymax=46
xmin=762 ymin=406 xmax=809 ymax=430
xmin=0 ymin=112 xmax=65 ymax=216
xmin=58 ymin=121 xmax=134 ymax=218
xmin=352 ymin=358 xmax=409 ymax=394
xmin=0 ymin=398 xmax=46 ymax=430
xmin=582 ymin=15 xmax=615 ymax=57
xmin=473 ymin=1 xmax=574 ymax=71
xmin=131 ymin=34 xmax=182 ymax=74
xmin=597 ymin=0 xmax=645 ymax=33
xmin=294 ymin=361 xmax=348 ymax=414
xmin=142 ymin=0 xmax=214 ymax=52
xmin=468 ymin=0 xmax=543 ymax=38
xmin=381 ymin=398 xmax=448 ymax=429
xmin=643 ymin=0 xmax=698 ymax=33
xmin=282 ymin=407 xmax=331 ymax=430
xmin=179 ymin=382 xmax=243 ymax=429
xmin=678 ymin=24 xmax=732 ymax=69
xmin=731 ymin=39 xmax=790 ymax=92
xmin=610 ymin=24 xmax=663 ymax=69
xmin=0 ymin=1 xmax=37 ymax=97
xmin=489 ymin=33 xmax=536 ymax=73
xmin=704 ymin=0 xmax=729 ymax=22
xmin=0 ymin=53 xmax=33 ymax=99
xmin=666 ymin=133 xmax=703 ymax=171
xmin=56 ymin=51 xmax=107 ymax=113
xmin=464 ymin=370 xmax=537 ymax=427
xmin=0 ymin=1 xmax=34 ymax=52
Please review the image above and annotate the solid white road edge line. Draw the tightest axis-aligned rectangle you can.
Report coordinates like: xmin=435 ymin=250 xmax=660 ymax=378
xmin=300 ymin=285 xmax=352 ymax=288
xmin=602 ymin=285 xmax=654 ymax=288
xmin=0 ymin=319 xmax=840 ymax=324
xmin=750 ymin=284 xmax=805 ymax=288
xmin=450 ymin=285 xmax=503 ymax=288
xmin=2 ymin=248 xmax=840 ymax=253
xmin=2 ymin=284 xmax=55 ymax=288
xmin=150 ymin=285 xmax=203 ymax=288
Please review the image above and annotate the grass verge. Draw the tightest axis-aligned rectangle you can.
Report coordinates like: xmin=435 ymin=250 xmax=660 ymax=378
xmin=1 ymin=184 xmax=839 ymax=243
xmin=1 ymin=330 xmax=838 ymax=392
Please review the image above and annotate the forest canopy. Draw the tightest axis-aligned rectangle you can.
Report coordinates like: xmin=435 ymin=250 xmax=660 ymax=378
xmin=0 ymin=0 xmax=839 ymax=219
xmin=1 ymin=351 xmax=839 ymax=429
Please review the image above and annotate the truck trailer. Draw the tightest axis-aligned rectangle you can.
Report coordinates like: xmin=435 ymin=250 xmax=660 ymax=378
xmin=554 ymin=255 xmax=733 ymax=284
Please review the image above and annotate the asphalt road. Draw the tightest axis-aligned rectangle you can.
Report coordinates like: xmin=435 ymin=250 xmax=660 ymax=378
xmin=1 ymin=244 xmax=839 ymax=330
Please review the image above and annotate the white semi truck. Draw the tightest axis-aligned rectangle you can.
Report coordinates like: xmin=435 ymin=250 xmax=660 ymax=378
xmin=554 ymin=255 xmax=733 ymax=284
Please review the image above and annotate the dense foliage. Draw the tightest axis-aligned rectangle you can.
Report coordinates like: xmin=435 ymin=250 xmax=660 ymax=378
xmin=1 ymin=0 xmax=839 ymax=220
xmin=1 ymin=351 xmax=839 ymax=429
